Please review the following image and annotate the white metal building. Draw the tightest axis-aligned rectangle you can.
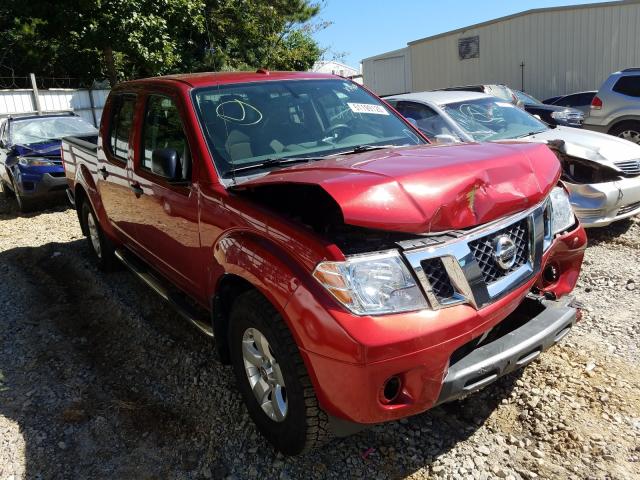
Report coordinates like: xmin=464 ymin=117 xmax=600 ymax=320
xmin=362 ymin=0 xmax=640 ymax=100
xmin=310 ymin=60 xmax=360 ymax=78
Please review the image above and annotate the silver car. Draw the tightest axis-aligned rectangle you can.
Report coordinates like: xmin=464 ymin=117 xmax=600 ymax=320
xmin=386 ymin=90 xmax=640 ymax=227
xmin=583 ymin=69 xmax=640 ymax=144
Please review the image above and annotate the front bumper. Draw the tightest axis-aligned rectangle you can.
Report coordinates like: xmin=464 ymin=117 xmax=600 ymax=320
xmin=14 ymin=170 xmax=67 ymax=198
xmin=566 ymin=176 xmax=640 ymax=227
xmin=288 ymin=225 xmax=586 ymax=425
xmin=435 ymin=296 xmax=575 ymax=405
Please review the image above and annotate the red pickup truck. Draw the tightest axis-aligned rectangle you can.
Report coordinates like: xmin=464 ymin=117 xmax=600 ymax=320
xmin=61 ymin=71 xmax=587 ymax=455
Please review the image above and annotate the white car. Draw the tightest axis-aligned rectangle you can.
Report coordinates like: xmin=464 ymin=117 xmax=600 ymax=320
xmin=386 ymin=91 xmax=640 ymax=227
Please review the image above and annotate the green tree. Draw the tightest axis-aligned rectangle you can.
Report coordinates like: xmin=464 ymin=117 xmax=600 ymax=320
xmin=0 ymin=0 xmax=324 ymax=86
xmin=193 ymin=0 xmax=324 ymax=71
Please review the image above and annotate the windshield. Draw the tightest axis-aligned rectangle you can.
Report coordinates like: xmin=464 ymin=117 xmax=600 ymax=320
xmin=514 ymin=90 xmax=541 ymax=105
xmin=442 ymin=97 xmax=548 ymax=141
xmin=192 ymin=79 xmax=425 ymax=177
xmin=11 ymin=116 xmax=97 ymax=145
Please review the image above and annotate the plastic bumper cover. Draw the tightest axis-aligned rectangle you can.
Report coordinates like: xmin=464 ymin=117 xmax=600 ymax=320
xmin=15 ymin=171 xmax=67 ymax=198
xmin=566 ymin=176 xmax=640 ymax=227
xmin=435 ymin=296 xmax=576 ymax=405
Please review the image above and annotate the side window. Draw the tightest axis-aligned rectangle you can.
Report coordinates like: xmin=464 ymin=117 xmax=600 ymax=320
xmin=108 ymin=95 xmax=136 ymax=161
xmin=394 ymin=101 xmax=458 ymax=140
xmin=141 ymin=95 xmax=191 ymax=181
xmin=612 ymin=76 xmax=640 ymax=97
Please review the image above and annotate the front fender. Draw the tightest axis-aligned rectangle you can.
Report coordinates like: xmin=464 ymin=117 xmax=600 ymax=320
xmin=209 ymin=230 xmax=360 ymax=362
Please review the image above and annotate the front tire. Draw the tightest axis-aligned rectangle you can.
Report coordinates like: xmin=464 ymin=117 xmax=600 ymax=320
xmin=80 ymin=200 xmax=118 ymax=271
xmin=11 ymin=177 xmax=34 ymax=213
xmin=610 ymin=121 xmax=640 ymax=144
xmin=229 ymin=290 xmax=331 ymax=455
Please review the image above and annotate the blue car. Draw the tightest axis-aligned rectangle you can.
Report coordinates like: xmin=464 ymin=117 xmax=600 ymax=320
xmin=0 ymin=113 xmax=98 ymax=211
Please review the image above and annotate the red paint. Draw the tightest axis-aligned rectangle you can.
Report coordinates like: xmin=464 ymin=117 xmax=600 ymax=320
xmin=62 ymin=71 xmax=586 ymax=426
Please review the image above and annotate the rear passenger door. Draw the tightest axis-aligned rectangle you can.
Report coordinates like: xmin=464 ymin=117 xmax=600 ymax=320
xmin=127 ymin=92 xmax=202 ymax=296
xmin=97 ymin=93 xmax=140 ymax=242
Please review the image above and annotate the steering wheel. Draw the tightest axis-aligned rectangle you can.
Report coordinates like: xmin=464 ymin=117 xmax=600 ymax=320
xmin=323 ymin=123 xmax=353 ymax=142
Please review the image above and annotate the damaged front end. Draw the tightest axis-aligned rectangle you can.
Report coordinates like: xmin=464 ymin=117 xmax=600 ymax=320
xmin=547 ymin=140 xmax=640 ymax=227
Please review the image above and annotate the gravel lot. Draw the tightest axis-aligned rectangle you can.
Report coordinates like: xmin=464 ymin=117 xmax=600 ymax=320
xmin=0 ymin=191 xmax=639 ymax=480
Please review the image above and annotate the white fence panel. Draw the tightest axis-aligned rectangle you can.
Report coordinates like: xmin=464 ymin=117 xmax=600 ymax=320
xmin=0 ymin=85 xmax=110 ymax=126
xmin=0 ymin=90 xmax=36 ymax=115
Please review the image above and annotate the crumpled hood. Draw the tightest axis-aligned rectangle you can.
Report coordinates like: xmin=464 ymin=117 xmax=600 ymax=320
xmin=515 ymin=126 xmax=640 ymax=167
xmin=12 ymin=141 xmax=61 ymax=158
xmin=235 ymin=142 xmax=561 ymax=234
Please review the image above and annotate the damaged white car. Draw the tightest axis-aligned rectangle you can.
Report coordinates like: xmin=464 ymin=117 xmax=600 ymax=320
xmin=386 ymin=91 xmax=640 ymax=227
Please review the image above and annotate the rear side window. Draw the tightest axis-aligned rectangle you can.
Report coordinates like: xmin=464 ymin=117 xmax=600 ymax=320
xmin=612 ymin=76 xmax=640 ymax=97
xmin=141 ymin=95 xmax=191 ymax=180
xmin=555 ymin=93 xmax=594 ymax=107
xmin=109 ymin=95 xmax=136 ymax=160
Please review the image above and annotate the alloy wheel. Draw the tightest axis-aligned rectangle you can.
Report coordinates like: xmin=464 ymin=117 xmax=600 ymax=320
xmin=86 ymin=211 xmax=102 ymax=259
xmin=241 ymin=327 xmax=288 ymax=422
xmin=618 ymin=129 xmax=640 ymax=144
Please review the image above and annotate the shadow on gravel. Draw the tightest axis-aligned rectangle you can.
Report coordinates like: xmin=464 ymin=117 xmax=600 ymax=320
xmin=0 ymin=239 xmax=522 ymax=479
xmin=585 ymin=217 xmax=636 ymax=247
xmin=0 ymin=193 xmax=70 ymax=220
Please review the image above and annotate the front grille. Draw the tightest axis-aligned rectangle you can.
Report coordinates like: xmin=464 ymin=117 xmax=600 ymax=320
xmin=618 ymin=201 xmax=640 ymax=215
xmin=468 ymin=219 xmax=529 ymax=284
xmin=49 ymin=172 xmax=65 ymax=177
xmin=403 ymin=200 xmax=545 ymax=311
xmin=420 ymin=258 xmax=455 ymax=301
xmin=615 ymin=159 xmax=640 ymax=175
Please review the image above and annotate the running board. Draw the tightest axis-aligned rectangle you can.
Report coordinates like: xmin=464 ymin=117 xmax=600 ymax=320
xmin=114 ymin=249 xmax=214 ymax=337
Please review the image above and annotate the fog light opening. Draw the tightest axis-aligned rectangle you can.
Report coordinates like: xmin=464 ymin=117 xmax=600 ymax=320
xmin=543 ymin=264 xmax=559 ymax=283
xmin=382 ymin=376 xmax=402 ymax=404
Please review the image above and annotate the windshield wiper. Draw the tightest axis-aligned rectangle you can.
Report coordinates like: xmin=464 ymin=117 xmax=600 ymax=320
xmin=336 ymin=144 xmax=404 ymax=156
xmin=226 ymin=156 xmax=324 ymax=175
xmin=514 ymin=130 xmax=547 ymax=138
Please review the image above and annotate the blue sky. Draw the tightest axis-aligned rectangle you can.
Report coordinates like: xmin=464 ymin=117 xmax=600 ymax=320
xmin=312 ymin=0 xmax=611 ymax=68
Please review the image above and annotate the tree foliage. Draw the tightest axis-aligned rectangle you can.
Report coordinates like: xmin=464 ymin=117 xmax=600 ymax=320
xmin=0 ymin=0 xmax=325 ymax=86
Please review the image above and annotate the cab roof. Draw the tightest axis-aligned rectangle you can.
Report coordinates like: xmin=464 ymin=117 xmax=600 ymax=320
xmin=116 ymin=70 xmax=339 ymax=89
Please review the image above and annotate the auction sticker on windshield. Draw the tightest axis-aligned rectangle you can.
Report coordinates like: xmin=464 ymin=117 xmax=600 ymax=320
xmin=347 ymin=103 xmax=389 ymax=115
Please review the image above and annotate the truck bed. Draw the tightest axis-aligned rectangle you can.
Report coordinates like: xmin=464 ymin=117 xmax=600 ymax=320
xmin=61 ymin=135 xmax=99 ymax=186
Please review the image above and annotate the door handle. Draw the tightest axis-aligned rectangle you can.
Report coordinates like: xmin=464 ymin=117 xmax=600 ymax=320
xmin=98 ymin=166 xmax=109 ymax=179
xmin=130 ymin=182 xmax=144 ymax=198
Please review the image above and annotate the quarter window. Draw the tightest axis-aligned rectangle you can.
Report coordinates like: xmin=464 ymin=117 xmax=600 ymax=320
xmin=109 ymin=95 xmax=136 ymax=160
xmin=141 ymin=95 xmax=191 ymax=181
xmin=613 ymin=76 xmax=640 ymax=97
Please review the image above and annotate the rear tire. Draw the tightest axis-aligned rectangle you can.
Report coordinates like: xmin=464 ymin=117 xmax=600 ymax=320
xmin=80 ymin=200 xmax=118 ymax=271
xmin=609 ymin=121 xmax=640 ymax=145
xmin=229 ymin=290 xmax=332 ymax=455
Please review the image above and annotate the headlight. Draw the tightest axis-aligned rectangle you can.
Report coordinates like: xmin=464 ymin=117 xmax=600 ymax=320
xmin=312 ymin=250 xmax=428 ymax=315
xmin=549 ymin=186 xmax=575 ymax=234
xmin=18 ymin=157 xmax=56 ymax=167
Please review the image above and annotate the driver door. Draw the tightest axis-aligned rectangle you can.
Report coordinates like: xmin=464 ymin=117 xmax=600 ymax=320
xmin=126 ymin=92 xmax=202 ymax=297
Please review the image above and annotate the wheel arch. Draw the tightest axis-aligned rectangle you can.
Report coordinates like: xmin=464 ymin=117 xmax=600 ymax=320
xmin=607 ymin=116 xmax=640 ymax=133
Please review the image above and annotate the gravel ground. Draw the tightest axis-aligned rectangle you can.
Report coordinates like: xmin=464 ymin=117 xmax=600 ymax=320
xmin=0 ymin=190 xmax=639 ymax=480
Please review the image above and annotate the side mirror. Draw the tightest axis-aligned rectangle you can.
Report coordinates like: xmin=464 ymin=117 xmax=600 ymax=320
xmin=151 ymin=148 xmax=179 ymax=180
xmin=516 ymin=100 xmax=525 ymax=109
xmin=434 ymin=134 xmax=458 ymax=145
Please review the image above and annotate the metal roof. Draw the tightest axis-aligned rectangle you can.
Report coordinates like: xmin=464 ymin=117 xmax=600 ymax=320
xmin=386 ymin=90 xmax=490 ymax=105
xmin=408 ymin=0 xmax=637 ymax=46
xmin=117 ymin=71 xmax=336 ymax=89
